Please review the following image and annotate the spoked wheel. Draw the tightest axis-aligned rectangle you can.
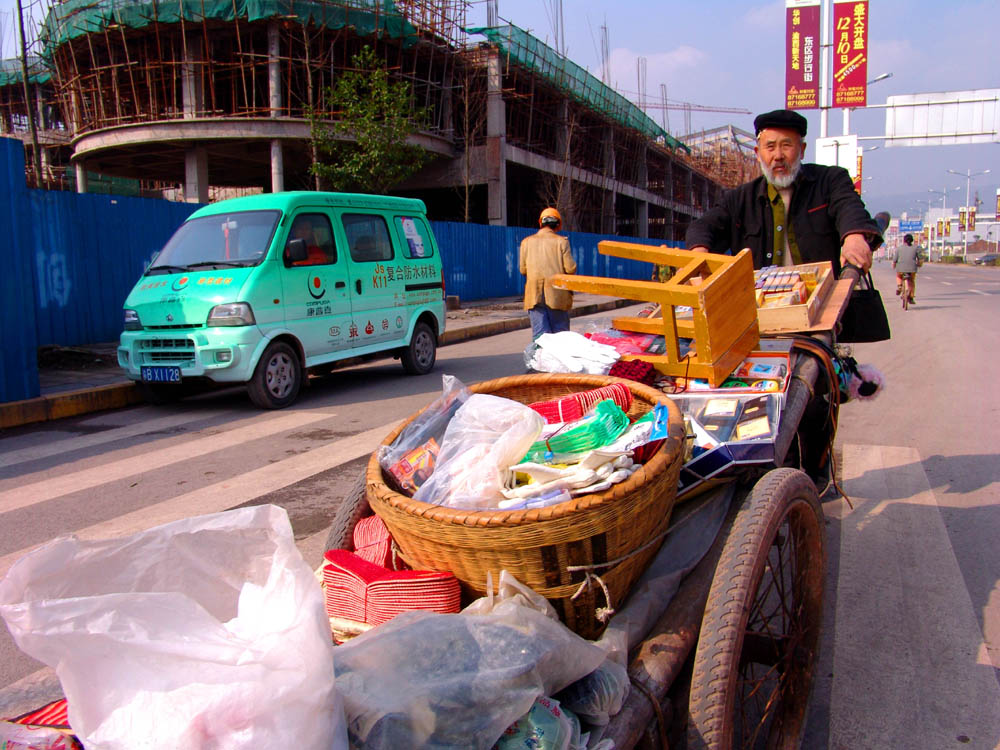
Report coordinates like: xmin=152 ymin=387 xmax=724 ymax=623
xmin=687 ymin=468 xmax=826 ymax=750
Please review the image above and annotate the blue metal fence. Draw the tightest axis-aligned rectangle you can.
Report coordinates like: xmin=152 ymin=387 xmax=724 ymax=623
xmin=432 ymin=222 xmax=678 ymax=302
xmin=0 ymin=138 xmax=40 ymax=403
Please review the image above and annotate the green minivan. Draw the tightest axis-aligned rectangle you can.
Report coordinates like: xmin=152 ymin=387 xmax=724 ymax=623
xmin=118 ymin=192 xmax=446 ymax=408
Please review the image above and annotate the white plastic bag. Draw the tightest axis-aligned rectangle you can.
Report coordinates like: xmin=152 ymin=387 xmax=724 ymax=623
xmin=0 ymin=505 xmax=347 ymax=750
xmin=333 ymin=572 xmax=605 ymax=749
xmin=413 ymin=394 xmax=544 ymax=510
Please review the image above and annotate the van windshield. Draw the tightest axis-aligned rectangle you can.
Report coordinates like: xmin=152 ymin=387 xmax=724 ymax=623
xmin=147 ymin=210 xmax=280 ymax=274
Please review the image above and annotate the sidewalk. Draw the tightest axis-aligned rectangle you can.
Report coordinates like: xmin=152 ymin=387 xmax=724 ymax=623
xmin=0 ymin=294 xmax=634 ymax=430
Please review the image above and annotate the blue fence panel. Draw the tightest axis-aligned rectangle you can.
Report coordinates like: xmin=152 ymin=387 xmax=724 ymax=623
xmin=0 ymin=137 xmax=40 ymax=403
xmin=31 ymin=192 xmax=199 ymax=347
xmin=432 ymin=220 xmax=681 ymax=302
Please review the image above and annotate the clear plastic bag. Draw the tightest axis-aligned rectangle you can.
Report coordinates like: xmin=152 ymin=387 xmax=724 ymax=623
xmin=413 ymin=394 xmax=544 ymax=510
xmin=378 ymin=374 xmax=471 ymax=474
xmin=0 ymin=505 xmax=347 ymax=750
xmin=334 ymin=572 xmax=605 ymax=750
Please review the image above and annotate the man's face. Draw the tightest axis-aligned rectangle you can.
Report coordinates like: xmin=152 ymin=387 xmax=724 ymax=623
xmin=755 ymin=128 xmax=806 ymax=189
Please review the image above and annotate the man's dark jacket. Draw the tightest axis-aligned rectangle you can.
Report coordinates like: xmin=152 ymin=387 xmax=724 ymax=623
xmin=685 ymin=163 xmax=882 ymax=274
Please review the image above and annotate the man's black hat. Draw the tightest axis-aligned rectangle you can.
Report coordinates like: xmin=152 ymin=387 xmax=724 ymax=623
xmin=753 ymin=109 xmax=808 ymax=137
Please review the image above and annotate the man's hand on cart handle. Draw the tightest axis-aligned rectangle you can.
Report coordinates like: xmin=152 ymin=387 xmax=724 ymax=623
xmin=840 ymin=232 xmax=873 ymax=273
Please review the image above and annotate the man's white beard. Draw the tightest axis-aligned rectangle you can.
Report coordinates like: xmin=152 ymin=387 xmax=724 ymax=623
xmin=760 ymin=155 xmax=802 ymax=189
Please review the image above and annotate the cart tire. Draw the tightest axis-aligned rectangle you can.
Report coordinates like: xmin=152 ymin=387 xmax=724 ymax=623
xmin=323 ymin=471 xmax=373 ymax=551
xmin=687 ymin=468 xmax=825 ymax=750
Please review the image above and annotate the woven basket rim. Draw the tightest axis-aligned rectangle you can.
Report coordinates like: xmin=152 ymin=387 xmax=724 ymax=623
xmin=367 ymin=373 xmax=684 ymax=528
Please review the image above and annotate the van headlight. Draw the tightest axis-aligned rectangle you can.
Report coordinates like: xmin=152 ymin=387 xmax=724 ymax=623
xmin=124 ymin=309 xmax=142 ymax=330
xmin=207 ymin=302 xmax=256 ymax=327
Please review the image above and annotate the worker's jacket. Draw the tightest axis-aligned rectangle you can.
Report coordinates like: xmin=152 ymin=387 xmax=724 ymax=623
xmin=519 ymin=227 xmax=577 ymax=311
xmin=685 ymin=163 xmax=882 ymax=274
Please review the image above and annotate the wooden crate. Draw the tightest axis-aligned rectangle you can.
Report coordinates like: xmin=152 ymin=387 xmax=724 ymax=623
xmin=550 ymin=241 xmax=759 ymax=386
xmin=754 ymin=262 xmax=834 ymax=333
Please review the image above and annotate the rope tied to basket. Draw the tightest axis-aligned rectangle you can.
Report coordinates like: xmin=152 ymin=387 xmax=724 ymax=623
xmin=565 ymin=501 xmax=708 ymax=623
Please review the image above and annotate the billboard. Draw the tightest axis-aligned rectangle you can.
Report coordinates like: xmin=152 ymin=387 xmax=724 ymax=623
xmin=785 ymin=0 xmax=821 ymax=110
xmin=832 ymin=0 xmax=868 ymax=108
xmin=884 ymin=89 xmax=1000 ymax=147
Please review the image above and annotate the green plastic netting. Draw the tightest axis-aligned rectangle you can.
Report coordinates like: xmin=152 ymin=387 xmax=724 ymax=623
xmin=0 ymin=56 xmax=52 ymax=87
xmin=37 ymin=0 xmax=418 ymax=53
xmin=468 ymin=24 xmax=688 ymax=152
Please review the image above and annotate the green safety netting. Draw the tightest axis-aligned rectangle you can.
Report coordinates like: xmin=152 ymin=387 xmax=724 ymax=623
xmin=38 ymin=0 xmax=418 ymax=54
xmin=467 ymin=24 xmax=688 ymax=153
xmin=0 ymin=56 xmax=52 ymax=87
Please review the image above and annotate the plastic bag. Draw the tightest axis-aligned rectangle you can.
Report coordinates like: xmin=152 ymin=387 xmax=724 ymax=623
xmin=413 ymin=394 xmax=544 ymax=510
xmin=378 ymin=374 xmax=470 ymax=475
xmin=0 ymin=722 xmax=80 ymax=750
xmin=493 ymin=696 xmax=582 ymax=750
xmin=0 ymin=505 xmax=347 ymax=750
xmin=333 ymin=572 xmax=605 ymax=750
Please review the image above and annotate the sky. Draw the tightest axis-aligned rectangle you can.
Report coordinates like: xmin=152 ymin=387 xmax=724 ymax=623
xmin=2 ymin=0 xmax=998 ymax=232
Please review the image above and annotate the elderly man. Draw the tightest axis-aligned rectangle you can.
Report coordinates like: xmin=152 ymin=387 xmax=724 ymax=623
xmin=685 ymin=108 xmax=882 ymax=274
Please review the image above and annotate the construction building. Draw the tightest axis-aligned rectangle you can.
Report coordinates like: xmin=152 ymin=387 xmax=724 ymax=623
xmin=0 ymin=0 xmax=755 ymax=238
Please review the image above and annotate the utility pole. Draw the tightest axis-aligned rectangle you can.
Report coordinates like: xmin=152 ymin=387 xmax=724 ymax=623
xmin=15 ymin=0 xmax=43 ymax=186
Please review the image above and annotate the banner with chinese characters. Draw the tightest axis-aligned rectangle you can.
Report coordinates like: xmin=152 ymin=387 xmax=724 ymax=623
xmin=945 ymin=219 xmax=951 ymax=237
xmin=959 ymin=207 xmax=967 ymax=231
xmin=996 ymin=190 xmax=1000 ymax=219
xmin=832 ymin=0 xmax=868 ymax=108
xmin=785 ymin=0 xmax=821 ymax=109
xmin=968 ymin=207 xmax=976 ymax=231
xmin=937 ymin=218 xmax=944 ymax=236
xmin=854 ymin=147 xmax=863 ymax=193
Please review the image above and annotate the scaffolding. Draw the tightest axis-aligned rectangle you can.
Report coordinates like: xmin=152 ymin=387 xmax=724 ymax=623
xmin=678 ymin=125 xmax=760 ymax=189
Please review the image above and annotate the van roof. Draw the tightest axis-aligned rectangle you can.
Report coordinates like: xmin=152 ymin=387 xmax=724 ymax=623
xmin=189 ymin=191 xmax=427 ymax=219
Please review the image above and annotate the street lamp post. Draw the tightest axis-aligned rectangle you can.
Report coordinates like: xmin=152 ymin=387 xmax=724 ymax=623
xmin=947 ymin=168 xmax=992 ymax=259
xmin=928 ymin=186 xmax=961 ymax=256
xmin=843 ymin=72 xmax=893 ymax=135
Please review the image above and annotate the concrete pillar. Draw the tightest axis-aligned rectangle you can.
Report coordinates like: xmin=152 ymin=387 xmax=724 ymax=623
xmin=485 ymin=50 xmax=507 ymax=226
xmin=271 ymin=140 xmax=284 ymax=193
xmin=268 ymin=23 xmax=285 ymax=193
xmin=601 ymin=127 xmax=616 ymax=234
xmin=181 ymin=37 xmax=204 ymax=118
xmin=75 ymin=162 xmax=88 ymax=194
xmin=185 ymin=147 xmax=209 ymax=203
xmin=40 ymin=147 xmax=51 ymax=184
xmin=555 ymin=98 xmax=572 ymax=226
xmin=637 ymin=146 xmax=648 ymax=238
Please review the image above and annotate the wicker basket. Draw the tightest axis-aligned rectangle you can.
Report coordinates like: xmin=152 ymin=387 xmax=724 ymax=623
xmin=365 ymin=373 xmax=686 ymax=640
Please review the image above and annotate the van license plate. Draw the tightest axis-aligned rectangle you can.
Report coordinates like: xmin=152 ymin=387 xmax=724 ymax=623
xmin=141 ymin=366 xmax=182 ymax=383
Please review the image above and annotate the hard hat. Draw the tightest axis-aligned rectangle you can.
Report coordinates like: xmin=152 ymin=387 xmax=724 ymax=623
xmin=539 ymin=207 xmax=562 ymax=228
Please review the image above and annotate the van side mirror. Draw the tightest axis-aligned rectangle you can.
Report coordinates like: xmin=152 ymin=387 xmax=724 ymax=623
xmin=285 ymin=238 xmax=308 ymax=265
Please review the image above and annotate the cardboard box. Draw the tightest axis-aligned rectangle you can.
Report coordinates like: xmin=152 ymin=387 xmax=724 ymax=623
xmin=755 ymin=262 xmax=834 ymax=333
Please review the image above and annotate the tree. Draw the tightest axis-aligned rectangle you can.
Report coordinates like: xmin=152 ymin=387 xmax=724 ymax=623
xmin=309 ymin=46 xmax=427 ymax=194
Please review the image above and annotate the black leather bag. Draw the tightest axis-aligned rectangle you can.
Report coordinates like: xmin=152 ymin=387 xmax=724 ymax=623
xmin=837 ymin=271 xmax=891 ymax=343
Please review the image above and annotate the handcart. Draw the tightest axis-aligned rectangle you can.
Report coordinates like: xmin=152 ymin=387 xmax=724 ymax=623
xmin=323 ymin=267 xmax=859 ymax=749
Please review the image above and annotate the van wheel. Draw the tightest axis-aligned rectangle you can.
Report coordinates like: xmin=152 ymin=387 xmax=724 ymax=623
xmin=401 ymin=321 xmax=436 ymax=375
xmin=248 ymin=341 xmax=301 ymax=409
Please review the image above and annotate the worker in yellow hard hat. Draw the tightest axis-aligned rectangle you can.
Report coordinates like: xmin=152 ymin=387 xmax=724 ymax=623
xmin=519 ymin=207 xmax=577 ymax=338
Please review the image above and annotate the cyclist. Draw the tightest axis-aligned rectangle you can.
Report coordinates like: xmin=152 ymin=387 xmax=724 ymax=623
xmin=893 ymin=233 xmax=922 ymax=304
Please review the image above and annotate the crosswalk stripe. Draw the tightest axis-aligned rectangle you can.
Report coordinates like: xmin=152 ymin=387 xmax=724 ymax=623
xmin=0 ymin=410 xmax=336 ymax=514
xmin=0 ymin=409 xmax=229 ymax=469
xmin=970 ymin=289 xmax=989 ymax=295
xmin=0 ymin=422 xmax=389 ymax=581
xmin=829 ymin=444 xmax=1000 ymax=746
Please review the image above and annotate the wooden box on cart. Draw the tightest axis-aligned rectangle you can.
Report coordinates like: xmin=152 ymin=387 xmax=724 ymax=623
xmin=754 ymin=261 xmax=835 ymax=333
xmin=550 ymin=241 xmax=759 ymax=387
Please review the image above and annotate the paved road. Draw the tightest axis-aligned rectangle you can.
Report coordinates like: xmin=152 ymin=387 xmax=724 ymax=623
xmin=2 ymin=270 xmax=1000 ymax=747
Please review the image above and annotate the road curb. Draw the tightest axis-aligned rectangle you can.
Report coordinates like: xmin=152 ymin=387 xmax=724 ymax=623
xmin=1 ymin=299 xmax=634 ymax=430
xmin=0 ymin=382 xmax=143 ymax=430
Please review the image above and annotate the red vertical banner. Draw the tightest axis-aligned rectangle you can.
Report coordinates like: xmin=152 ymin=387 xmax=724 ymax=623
xmin=785 ymin=0 xmax=821 ymax=110
xmin=854 ymin=147 xmax=863 ymax=193
xmin=937 ymin=218 xmax=944 ymax=236
xmin=832 ymin=0 xmax=868 ymax=108
xmin=959 ymin=208 xmax=967 ymax=231
xmin=945 ymin=220 xmax=951 ymax=237
xmin=968 ymin=207 xmax=976 ymax=231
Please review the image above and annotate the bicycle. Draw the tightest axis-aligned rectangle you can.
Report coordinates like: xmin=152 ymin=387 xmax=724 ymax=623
xmin=899 ymin=272 xmax=915 ymax=310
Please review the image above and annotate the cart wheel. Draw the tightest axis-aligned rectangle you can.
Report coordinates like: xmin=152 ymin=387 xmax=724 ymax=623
xmin=687 ymin=468 xmax=825 ymax=750
xmin=323 ymin=471 xmax=373 ymax=551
